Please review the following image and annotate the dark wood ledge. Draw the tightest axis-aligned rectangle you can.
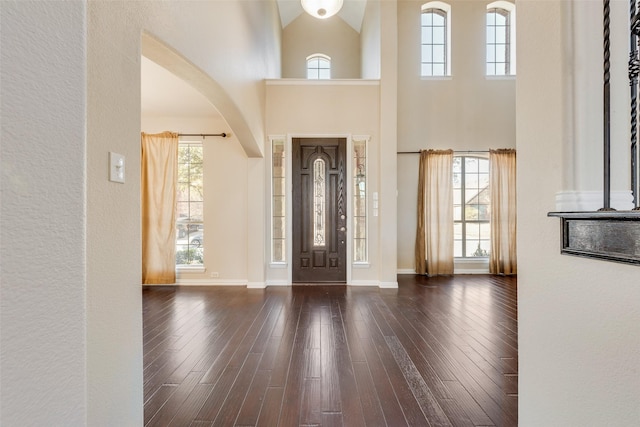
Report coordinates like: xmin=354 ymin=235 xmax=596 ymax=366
xmin=548 ymin=211 xmax=640 ymax=265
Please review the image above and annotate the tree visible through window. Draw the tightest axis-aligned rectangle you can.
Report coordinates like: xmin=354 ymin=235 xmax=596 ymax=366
xmin=176 ymin=142 xmax=204 ymax=266
xmin=453 ymin=156 xmax=490 ymax=257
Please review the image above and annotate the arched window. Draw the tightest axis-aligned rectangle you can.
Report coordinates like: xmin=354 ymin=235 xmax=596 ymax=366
xmin=307 ymin=54 xmax=331 ymax=79
xmin=486 ymin=1 xmax=516 ymax=76
xmin=421 ymin=2 xmax=451 ymax=77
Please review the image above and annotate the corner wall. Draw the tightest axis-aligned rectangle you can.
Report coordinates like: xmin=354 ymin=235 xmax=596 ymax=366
xmin=517 ymin=1 xmax=640 ymax=424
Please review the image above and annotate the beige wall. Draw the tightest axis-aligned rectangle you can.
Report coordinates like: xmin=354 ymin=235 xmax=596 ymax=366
xmin=518 ymin=1 xmax=640 ymax=424
xmin=265 ymin=81 xmax=382 ymax=285
xmin=361 ymin=0 xmax=381 ymax=79
xmin=282 ymin=13 xmax=361 ymax=78
xmin=141 ymin=116 xmax=249 ymax=284
xmin=396 ymin=0 xmax=516 ymax=271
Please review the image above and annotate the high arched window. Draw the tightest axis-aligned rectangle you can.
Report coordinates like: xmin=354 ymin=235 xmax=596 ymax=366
xmin=421 ymin=2 xmax=451 ymax=77
xmin=486 ymin=1 xmax=516 ymax=76
xmin=307 ymin=54 xmax=331 ymax=79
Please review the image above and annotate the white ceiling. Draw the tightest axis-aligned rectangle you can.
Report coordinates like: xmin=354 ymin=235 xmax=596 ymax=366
xmin=140 ymin=56 xmax=220 ymax=118
xmin=277 ymin=0 xmax=367 ymax=32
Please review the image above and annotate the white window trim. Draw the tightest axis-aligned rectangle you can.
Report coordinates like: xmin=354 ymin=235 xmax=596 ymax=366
xmin=421 ymin=1 xmax=452 ymax=77
xmin=486 ymin=1 xmax=516 ymax=77
xmin=306 ymin=53 xmax=331 ymax=80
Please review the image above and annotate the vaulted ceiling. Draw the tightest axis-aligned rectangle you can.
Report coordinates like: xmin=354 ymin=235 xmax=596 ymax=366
xmin=276 ymin=0 xmax=367 ymax=32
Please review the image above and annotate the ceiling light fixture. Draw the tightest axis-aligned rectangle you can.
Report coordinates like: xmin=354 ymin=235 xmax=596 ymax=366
xmin=301 ymin=0 xmax=344 ymax=19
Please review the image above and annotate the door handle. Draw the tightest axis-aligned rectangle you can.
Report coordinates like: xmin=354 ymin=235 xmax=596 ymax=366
xmin=339 ymin=227 xmax=346 ymax=232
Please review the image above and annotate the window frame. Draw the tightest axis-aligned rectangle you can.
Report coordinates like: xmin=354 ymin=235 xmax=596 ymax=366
xmin=421 ymin=1 xmax=452 ymax=78
xmin=306 ymin=53 xmax=331 ymax=80
xmin=176 ymin=140 xmax=204 ymax=269
xmin=486 ymin=1 xmax=516 ymax=77
xmin=453 ymin=155 xmax=490 ymax=259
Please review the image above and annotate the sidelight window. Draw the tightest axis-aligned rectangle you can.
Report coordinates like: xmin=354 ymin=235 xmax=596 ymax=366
xmin=353 ymin=138 xmax=368 ymax=262
xmin=272 ymin=138 xmax=286 ymax=262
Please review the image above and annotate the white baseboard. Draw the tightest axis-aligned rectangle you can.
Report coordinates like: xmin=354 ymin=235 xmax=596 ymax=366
xmin=264 ymin=280 xmax=289 ymax=287
xmin=349 ymin=280 xmax=379 ymax=287
xmin=247 ymin=282 xmax=266 ymax=289
xmin=379 ymin=281 xmax=399 ymax=289
xmin=397 ymin=269 xmax=415 ymax=275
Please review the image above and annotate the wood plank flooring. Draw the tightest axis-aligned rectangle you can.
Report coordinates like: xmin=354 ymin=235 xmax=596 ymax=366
xmin=143 ymin=275 xmax=518 ymax=426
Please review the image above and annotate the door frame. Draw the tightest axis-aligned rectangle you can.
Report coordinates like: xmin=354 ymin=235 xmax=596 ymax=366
xmin=280 ymin=134 xmax=354 ymax=285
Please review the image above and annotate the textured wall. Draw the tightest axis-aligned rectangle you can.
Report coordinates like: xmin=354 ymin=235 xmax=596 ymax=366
xmin=517 ymin=1 xmax=640 ymax=425
xmin=1 ymin=2 xmax=87 ymax=425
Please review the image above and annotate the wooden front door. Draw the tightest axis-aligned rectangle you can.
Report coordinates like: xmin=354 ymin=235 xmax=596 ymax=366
xmin=292 ymin=138 xmax=347 ymax=283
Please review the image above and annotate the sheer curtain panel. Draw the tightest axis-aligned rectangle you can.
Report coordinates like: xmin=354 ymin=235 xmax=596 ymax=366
xmin=141 ymin=131 xmax=179 ymax=284
xmin=415 ymin=149 xmax=454 ymax=275
xmin=489 ymin=149 xmax=517 ymax=275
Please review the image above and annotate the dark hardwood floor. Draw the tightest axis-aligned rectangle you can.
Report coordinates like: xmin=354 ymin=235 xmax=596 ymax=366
xmin=143 ymin=275 xmax=518 ymax=426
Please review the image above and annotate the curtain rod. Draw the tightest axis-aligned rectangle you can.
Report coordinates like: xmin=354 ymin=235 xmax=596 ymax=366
xmin=179 ymin=133 xmax=227 ymax=138
xmin=397 ymin=150 xmax=490 ymax=154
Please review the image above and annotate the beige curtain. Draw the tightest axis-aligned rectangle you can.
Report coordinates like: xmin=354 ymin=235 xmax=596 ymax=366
xmin=415 ymin=149 xmax=454 ymax=275
xmin=141 ymin=131 xmax=179 ymax=284
xmin=489 ymin=149 xmax=517 ymax=275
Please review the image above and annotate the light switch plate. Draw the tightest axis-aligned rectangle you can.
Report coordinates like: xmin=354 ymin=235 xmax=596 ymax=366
xmin=109 ymin=152 xmax=125 ymax=183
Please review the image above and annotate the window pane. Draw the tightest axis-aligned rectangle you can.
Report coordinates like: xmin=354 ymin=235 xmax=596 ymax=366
xmin=487 ymin=26 xmax=496 ymax=44
xmin=422 ymin=11 xmax=432 ymax=26
xmin=478 ymin=172 xmax=489 ymax=188
xmin=273 ymin=216 xmax=286 ymax=239
xmin=273 ymin=195 xmax=285 ymax=216
xmin=354 ymin=217 xmax=366 ymax=238
xmin=432 ymin=64 xmax=445 ymax=76
xmin=422 ymin=28 xmax=433 ymax=44
xmin=313 ymin=159 xmax=326 ymax=246
xmin=422 ymin=45 xmax=433 ymax=62
xmin=496 ymin=44 xmax=507 ymax=62
xmin=176 ymin=143 xmax=204 ymax=266
xmin=466 ymin=240 xmax=483 ymax=257
xmin=495 ymin=63 xmax=506 ymax=76
xmin=487 ymin=11 xmax=496 ymax=25
xmin=465 ymin=157 xmax=479 ymax=172
xmin=454 ymin=205 xmax=462 ymax=221
xmin=453 ymin=188 xmax=462 ymax=204
xmin=495 ymin=12 xmax=507 ymax=26
xmin=433 ymin=45 xmax=445 ymax=63
xmin=432 ymin=13 xmax=445 ymax=26
xmin=479 ymin=159 xmax=489 ymax=173
xmin=422 ymin=63 xmax=432 ymax=76
xmin=486 ymin=63 xmax=496 ymax=75
xmin=308 ymin=69 xmax=319 ymax=79
xmin=454 ymin=240 xmax=463 ymax=258
xmin=496 ymin=27 xmax=507 ymax=44
xmin=318 ymin=69 xmax=330 ymax=79
xmin=480 ymin=222 xmax=491 ymax=239
xmin=433 ymin=27 xmax=445 ymax=44
xmin=487 ymin=45 xmax=495 ymax=63
xmin=354 ymin=239 xmax=367 ymax=262
xmin=465 ymin=173 xmax=479 ymax=189
xmin=454 ymin=222 xmax=463 ymax=240
xmin=273 ymin=239 xmax=285 ymax=262
xmin=478 ymin=205 xmax=490 ymax=221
